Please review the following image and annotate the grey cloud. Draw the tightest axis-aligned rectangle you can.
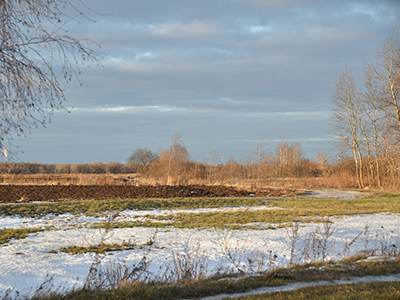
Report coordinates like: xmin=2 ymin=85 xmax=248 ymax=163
xmin=15 ymin=106 xmax=329 ymax=164
xmin=11 ymin=0 xmax=400 ymax=163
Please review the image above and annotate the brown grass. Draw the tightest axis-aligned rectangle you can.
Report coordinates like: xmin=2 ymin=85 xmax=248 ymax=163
xmin=0 ymin=172 xmax=391 ymax=192
xmin=1 ymin=159 xmax=400 ymax=191
xmin=0 ymin=174 xmax=137 ymax=185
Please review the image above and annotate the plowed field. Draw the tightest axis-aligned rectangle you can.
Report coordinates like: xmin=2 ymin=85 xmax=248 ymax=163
xmin=0 ymin=185 xmax=301 ymax=203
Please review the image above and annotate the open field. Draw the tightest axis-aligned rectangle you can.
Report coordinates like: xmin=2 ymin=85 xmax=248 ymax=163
xmin=1 ymin=184 xmax=400 ymax=299
xmin=0 ymin=184 xmax=302 ymax=203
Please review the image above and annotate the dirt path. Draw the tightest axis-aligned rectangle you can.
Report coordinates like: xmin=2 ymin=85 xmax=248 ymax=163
xmin=195 ymin=273 xmax=400 ymax=300
xmin=304 ymin=189 xmax=369 ymax=199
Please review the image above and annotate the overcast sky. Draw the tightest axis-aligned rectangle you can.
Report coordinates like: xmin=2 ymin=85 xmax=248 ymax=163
xmin=11 ymin=0 xmax=400 ymax=164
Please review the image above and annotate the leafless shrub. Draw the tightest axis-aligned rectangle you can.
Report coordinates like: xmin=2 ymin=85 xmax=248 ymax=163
xmin=373 ymin=226 xmax=400 ymax=257
xmin=163 ymin=238 xmax=209 ymax=282
xmin=216 ymin=230 xmax=250 ymax=274
xmin=320 ymin=220 xmax=335 ymax=261
xmin=215 ymin=230 xmax=271 ymax=274
xmin=0 ymin=275 xmax=75 ymax=300
xmin=301 ymin=220 xmax=335 ymax=262
xmin=361 ymin=224 xmax=371 ymax=253
xmin=84 ymin=256 xmax=150 ymax=290
xmin=287 ymin=222 xmax=301 ymax=265
xmin=81 ymin=214 xmax=153 ymax=290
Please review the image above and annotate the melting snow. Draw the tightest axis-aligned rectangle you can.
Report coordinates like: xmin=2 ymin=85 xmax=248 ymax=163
xmin=0 ymin=204 xmax=399 ymax=296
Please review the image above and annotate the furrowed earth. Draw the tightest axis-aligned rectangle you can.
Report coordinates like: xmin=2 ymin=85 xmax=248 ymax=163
xmin=0 ymin=185 xmax=303 ymax=203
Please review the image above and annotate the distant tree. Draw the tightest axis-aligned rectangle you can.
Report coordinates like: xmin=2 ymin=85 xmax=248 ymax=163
xmin=105 ymin=162 xmax=124 ymax=174
xmin=0 ymin=1 xmax=101 ymax=159
xmin=151 ymin=133 xmax=191 ymax=185
xmin=225 ymin=157 xmax=240 ymax=183
xmin=128 ymin=148 xmax=158 ymax=173
xmin=56 ymin=163 xmax=71 ymax=174
xmin=203 ymin=149 xmax=218 ymax=183
xmin=274 ymin=140 xmax=303 ymax=177
xmin=252 ymin=140 xmax=267 ymax=185
xmin=166 ymin=133 xmax=190 ymax=185
xmin=168 ymin=133 xmax=190 ymax=163
xmin=316 ymin=148 xmax=329 ymax=176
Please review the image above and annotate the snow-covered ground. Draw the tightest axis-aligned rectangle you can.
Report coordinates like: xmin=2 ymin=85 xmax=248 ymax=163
xmin=1 ymin=203 xmax=400 ymax=297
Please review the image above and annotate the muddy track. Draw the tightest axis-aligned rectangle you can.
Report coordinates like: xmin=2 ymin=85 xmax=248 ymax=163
xmin=0 ymin=185 xmax=301 ymax=203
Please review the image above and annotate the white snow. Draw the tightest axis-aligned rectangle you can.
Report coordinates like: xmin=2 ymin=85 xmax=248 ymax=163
xmin=1 ymin=204 xmax=400 ymax=297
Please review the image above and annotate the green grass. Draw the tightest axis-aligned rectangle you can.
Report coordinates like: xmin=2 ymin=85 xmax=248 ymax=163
xmin=275 ymin=193 xmax=400 ymax=217
xmin=80 ymin=192 xmax=400 ymax=230
xmin=59 ymin=241 xmax=137 ymax=254
xmin=1 ymin=193 xmax=400 ymax=222
xmin=59 ymin=237 xmax=159 ymax=254
xmin=0 ymin=227 xmax=43 ymax=245
xmin=134 ymin=209 xmax=317 ymax=229
xmin=2 ymin=192 xmax=400 ymax=231
xmin=0 ymin=197 xmax=270 ymax=218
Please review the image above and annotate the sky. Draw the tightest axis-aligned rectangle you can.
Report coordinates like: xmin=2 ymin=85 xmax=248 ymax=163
xmin=10 ymin=0 xmax=400 ymax=164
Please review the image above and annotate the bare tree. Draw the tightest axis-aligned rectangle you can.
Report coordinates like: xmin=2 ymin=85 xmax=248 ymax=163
xmin=328 ymin=67 xmax=364 ymax=188
xmin=274 ymin=140 xmax=302 ymax=177
xmin=362 ymin=64 xmax=385 ymax=187
xmin=253 ymin=139 xmax=266 ymax=186
xmin=366 ymin=36 xmax=400 ymax=184
xmin=0 ymin=0 xmax=101 ymax=159
xmin=128 ymin=148 xmax=158 ymax=173
xmin=316 ymin=148 xmax=329 ymax=176
xmin=275 ymin=140 xmax=290 ymax=177
xmin=290 ymin=141 xmax=302 ymax=176
xmin=203 ymin=149 xmax=218 ymax=184
xmin=164 ymin=133 xmax=190 ymax=185
xmin=370 ymin=36 xmax=400 ymax=132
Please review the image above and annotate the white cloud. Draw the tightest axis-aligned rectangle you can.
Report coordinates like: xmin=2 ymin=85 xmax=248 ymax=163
xmin=348 ymin=3 xmax=395 ymax=22
xmin=151 ymin=21 xmax=221 ymax=37
xmin=73 ymin=105 xmax=186 ymax=113
xmin=134 ymin=52 xmax=157 ymax=62
xmin=247 ymin=25 xmax=275 ymax=34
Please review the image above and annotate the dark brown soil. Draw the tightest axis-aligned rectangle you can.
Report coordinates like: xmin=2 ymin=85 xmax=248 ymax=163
xmin=0 ymin=185 xmax=301 ymax=203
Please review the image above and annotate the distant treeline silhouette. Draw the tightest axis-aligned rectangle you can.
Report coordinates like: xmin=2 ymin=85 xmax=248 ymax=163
xmin=0 ymin=162 xmax=136 ymax=174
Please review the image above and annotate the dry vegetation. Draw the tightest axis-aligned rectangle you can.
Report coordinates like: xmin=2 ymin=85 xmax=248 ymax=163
xmin=0 ymin=162 xmax=136 ymax=185
xmin=138 ymin=142 xmax=400 ymax=190
xmin=0 ymin=173 xmax=135 ymax=185
xmin=0 ymin=147 xmax=400 ymax=190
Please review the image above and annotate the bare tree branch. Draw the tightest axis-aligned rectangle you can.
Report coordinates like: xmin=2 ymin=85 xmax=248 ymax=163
xmin=0 ymin=0 xmax=102 ymax=159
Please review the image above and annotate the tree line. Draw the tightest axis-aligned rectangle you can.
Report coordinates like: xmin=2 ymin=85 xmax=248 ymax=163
xmin=127 ymin=134 xmax=325 ymax=186
xmin=2 ymin=135 xmax=399 ymax=189
xmin=329 ymin=35 xmax=400 ymax=189
xmin=0 ymin=162 xmax=135 ymax=175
